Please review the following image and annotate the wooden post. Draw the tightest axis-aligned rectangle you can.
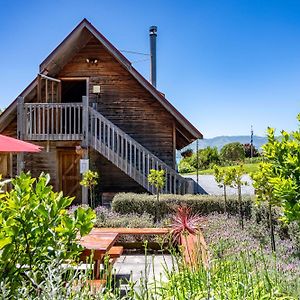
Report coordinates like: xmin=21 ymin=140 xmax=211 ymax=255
xmin=17 ymin=96 xmax=25 ymax=175
xmin=82 ymin=96 xmax=89 ymax=205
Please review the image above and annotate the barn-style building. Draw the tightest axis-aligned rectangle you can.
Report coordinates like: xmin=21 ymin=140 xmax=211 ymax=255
xmin=0 ymin=19 xmax=202 ymax=204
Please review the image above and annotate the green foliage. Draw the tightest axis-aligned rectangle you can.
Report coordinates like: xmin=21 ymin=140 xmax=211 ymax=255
xmin=148 ymin=169 xmax=165 ymax=193
xmin=179 ymin=146 xmax=220 ymax=174
xmin=193 ymin=146 xmax=220 ymax=169
xmin=230 ymin=165 xmax=247 ymax=228
xmin=182 ymin=162 xmax=260 ymax=175
xmin=220 ymin=142 xmax=245 ymax=162
xmin=148 ymin=169 xmax=165 ymax=221
xmin=0 ymin=172 xmax=96 ymax=295
xmin=213 ymin=165 xmax=234 ymax=214
xmin=178 ymin=160 xmax=195 ymax=173
xmin=213 ymin=165 xmax=233 ymax=187
xmin=251 ymin=163 xmax=278 ymax=205
xmin=250 ymin=115 xmax=300 ymax=245
xmin=94 ymin=206 xmax=154 ymax=228
xmin=80 ymin=170 xmax=99 ymax=188
xmin=243 ymin=143 xmax=260 ymax=158
xmin=260 ymin=122 xmax=300 ymax=226
xmin=159 ymin=250 xmax=297 ymax=299
xmin=112 ymin=193 xmax=253 ymax=220
xmin=230 ymin=164 xmax=247 ymax=188
xmin=80 ymin=170 xmax=99 ymax=207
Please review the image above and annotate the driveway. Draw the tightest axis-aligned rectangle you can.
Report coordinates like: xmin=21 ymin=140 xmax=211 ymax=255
xmin=184 ymin=174 xmax=254 ymax=195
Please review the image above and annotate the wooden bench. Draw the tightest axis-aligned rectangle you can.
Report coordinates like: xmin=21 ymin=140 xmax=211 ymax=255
xmin=107 ymin=246 xmax=123 ymax=259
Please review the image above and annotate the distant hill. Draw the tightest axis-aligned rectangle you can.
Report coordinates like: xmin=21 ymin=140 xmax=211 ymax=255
xmin=196 ymin=135 xmax=267 ymax=150
xmin=177 ymin=135 xmax=268 ymax=160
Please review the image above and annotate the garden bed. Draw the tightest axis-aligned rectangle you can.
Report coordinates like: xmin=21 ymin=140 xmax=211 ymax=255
xmin=203 ymin=212 xmax=300 ymax=298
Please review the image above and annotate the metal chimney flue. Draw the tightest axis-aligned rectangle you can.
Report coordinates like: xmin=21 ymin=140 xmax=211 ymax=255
xmin=149 ymin=26 xmax=157 ymax=88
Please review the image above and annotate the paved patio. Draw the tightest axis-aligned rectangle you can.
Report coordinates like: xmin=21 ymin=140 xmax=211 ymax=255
xmin=111 ymin=254 xmax=173 ymax=288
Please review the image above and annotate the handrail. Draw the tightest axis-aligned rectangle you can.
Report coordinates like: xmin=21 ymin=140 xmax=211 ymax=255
xmin=24 ymin=102 xmax=83 ymax=140
xmin=89 ymin=107 xmax=188 ymax=194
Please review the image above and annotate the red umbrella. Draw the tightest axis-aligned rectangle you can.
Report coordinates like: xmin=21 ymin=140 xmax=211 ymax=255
xmin=0 ymin=134 xmax=42 ymax=153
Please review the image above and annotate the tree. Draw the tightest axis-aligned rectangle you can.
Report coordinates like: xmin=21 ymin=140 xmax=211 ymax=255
xmin=0 ymin=172 xmax=96 ymax=295
xmin=220 ymin=142 xmax=245 ymax=162
xmin=213 ymin=166 xmax=233 ymax=216
xmin=230 ymin=165 xmax=247 ymax=229
xmin=243 ymin=143 xmax=260 ymax=158
xmin=251 ymin=163 xmax=278 ymax=252
xmin=181 ymin=148 xmax=193 ymax=158
xmin=148 ymin=169 xmax=165 ymax=222
xmin=148 ymin=169 xmax=165 ymax=202
xmin=259 ymin=117 xmax=300 ymax=227
xmin=191 ymin=146 xmax=220 ymax=170
xmin=178 ymin=160 xmax=195 ymax=174
xmin=80 ymin=170 xmax=99 ymax=208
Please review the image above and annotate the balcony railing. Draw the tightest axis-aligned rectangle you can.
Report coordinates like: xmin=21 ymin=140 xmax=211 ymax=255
xmin=23 ymin=103 xmax=83 ymax=140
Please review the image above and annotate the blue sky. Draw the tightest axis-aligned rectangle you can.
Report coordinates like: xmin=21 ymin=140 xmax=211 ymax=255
xmin=0 ymin=0 xmax=299 ymax=138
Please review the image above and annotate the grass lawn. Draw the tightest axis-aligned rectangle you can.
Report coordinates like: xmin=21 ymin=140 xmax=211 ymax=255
xmin=184 ymin=162 xmax=259 ymax=175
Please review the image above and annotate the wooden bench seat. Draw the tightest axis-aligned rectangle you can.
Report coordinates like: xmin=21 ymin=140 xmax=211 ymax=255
xmin=107 ymin=246 xmax=123 ymax=258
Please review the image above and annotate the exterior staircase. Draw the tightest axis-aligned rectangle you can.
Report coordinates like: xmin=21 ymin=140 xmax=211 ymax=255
xmin=21 ymin=98 xmax=192 ymax=195
xmin=89 ymin=107 xmax=190 ymax=194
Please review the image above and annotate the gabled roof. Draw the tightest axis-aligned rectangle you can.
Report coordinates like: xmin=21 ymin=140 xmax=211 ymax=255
xmin=0 ymin=18 xmax=202 ymax=142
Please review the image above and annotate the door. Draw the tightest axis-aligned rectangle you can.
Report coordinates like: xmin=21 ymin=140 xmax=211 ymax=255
xmin=60 ymin=79 xmax=87 ymax=134
xmin=58 ymin=149 xmax=81 ymax=202
xmin=61 ymin=80 xmax=87 ymax=103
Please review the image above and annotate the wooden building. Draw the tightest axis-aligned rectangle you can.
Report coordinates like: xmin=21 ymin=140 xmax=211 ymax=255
xmin=0 ymin=19 xmax=202 ymax=204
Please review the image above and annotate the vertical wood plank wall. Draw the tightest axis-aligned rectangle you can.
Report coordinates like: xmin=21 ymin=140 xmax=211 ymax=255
xmin=58 ymin=36 xmax=175 ymax=168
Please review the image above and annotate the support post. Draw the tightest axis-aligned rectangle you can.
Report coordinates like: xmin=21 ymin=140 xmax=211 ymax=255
xmin=17 ymin=96 xmax=25 ymax=175
xmin=81 ymin=96 xmax=89 ymax=205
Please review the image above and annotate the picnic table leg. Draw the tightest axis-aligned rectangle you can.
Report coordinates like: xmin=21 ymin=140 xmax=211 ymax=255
xmin=94 ymin=257 xmax=102 ymax=279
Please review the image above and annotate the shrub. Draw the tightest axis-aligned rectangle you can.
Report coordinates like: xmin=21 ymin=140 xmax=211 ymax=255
xmin=112 ymin=193 xmax=253 ymax=220
xmin=94 ymin=206 xmax=154 ymax=228
xmin=220 ymin=142 xmax=245 ymax=162
xmin=0 ymin=172 xmax=96 ymax=296
xmin=243 ymin=143 xmax=260 ymax=158
xmin=191 ymin=146 xmax=220 ymax=169
xmin=178 ymin=160 xmax=195 ymax=174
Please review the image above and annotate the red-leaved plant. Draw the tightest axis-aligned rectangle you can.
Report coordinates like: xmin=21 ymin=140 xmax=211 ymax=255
xmin=170 ymin=206 xmax=203 ymax=242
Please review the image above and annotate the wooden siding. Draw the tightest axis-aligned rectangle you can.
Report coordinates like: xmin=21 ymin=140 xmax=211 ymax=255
xmin=90 ymin=149 xmax=146 ymax=193
xmin=58 ymin=36 xmax=175 ymax=168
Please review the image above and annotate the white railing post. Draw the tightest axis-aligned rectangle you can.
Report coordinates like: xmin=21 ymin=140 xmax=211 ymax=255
xmin=17 ymin=96 xmax=25 ymax=175
xmin=81 ymin=96 xmax=89 ymax=205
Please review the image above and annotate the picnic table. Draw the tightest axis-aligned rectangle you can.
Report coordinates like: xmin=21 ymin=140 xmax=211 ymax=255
xmin=79 ymin=232 xmax=119 ymax=279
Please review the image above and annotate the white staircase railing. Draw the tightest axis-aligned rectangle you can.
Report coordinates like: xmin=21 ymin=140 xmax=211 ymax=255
xmin=89 ymin=107 xmax=189 ymax=194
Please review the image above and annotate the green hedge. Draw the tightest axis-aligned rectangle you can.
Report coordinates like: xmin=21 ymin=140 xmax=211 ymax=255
xmin=112 ymin=193 xmax=254 ymax=220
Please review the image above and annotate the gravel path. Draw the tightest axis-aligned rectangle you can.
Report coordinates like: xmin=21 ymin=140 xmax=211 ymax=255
xmin=184 ymin=174 xmax=254 ymax=195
